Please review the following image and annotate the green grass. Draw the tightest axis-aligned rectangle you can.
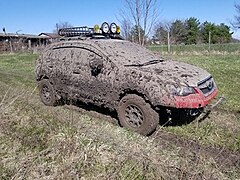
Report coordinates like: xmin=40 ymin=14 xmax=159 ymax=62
xmin=0 ymin=52 xmax=240 ymax=179
xmin=148 ymin=43 xmax=240 ymax=54
xmin=0 ymin=53 xmax=37 ymax=88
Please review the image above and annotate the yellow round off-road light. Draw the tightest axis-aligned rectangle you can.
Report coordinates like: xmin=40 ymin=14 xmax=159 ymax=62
xmin=116 ymin=26 xmax=121 ymax=34
xmin=110 ymin=23 xmax=117 ymax=34
xmin=101 ymin=22 xmax=109 ymax=34
xmin=94 ymin=24 xmax=100 ymax=33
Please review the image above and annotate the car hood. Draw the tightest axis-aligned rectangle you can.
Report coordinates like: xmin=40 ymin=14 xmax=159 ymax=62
xmin=127 ymin=60 xmax=211 ymax=87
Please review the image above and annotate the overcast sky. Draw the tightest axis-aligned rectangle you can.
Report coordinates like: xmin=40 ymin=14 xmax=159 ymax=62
xmin=0 ymin=0 xmax=239 ymax=38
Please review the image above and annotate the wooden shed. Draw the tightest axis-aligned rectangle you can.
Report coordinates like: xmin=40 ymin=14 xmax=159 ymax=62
xmin=0 ymin=33 xmax=58 ymax=52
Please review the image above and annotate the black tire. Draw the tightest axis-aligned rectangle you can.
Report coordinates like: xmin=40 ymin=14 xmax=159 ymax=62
xmin=117 ymin=94 xmax=159 ymax=135
xmin=38 ymin=79 xmax=58 ymax=106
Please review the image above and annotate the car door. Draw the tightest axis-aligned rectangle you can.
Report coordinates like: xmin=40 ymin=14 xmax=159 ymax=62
xmin=64 ymin=46 xmax=104 ymax=103
xmin=48 ymin=48 xmax=73 ymax=98
xmin=67 ymin=44 xmax=118 ymax=107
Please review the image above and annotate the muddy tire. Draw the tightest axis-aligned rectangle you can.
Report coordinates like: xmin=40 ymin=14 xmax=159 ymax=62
xmin=38 ymin=79 xmax=58 ymax=106
xmin=117 ymin=94 xmax=159 ymax=135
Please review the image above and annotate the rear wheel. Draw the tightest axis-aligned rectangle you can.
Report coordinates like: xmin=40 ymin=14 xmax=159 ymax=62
xmin=38 ymin=79 xmax=58 ymax=106
xmin=117 ymin=94 xmax=159 ymax=135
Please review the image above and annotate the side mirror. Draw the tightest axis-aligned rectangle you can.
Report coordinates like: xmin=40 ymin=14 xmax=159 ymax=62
xmin=89 ymin=59 xmax=103 ymax=76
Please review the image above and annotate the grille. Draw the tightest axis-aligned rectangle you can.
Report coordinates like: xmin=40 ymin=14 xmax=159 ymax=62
xmin=198 ymin=76 xmax=215 ymax=96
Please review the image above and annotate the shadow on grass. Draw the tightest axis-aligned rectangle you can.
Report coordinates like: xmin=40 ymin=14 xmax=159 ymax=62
xmin=65 ymin=99 xmax=119 ymax=123
xmin=63 ymin=99 xmax=209 ymax=128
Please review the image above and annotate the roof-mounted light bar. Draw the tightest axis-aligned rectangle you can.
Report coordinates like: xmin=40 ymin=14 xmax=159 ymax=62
xmin=58 ymin=26 xmax=93 ymax=37
xmin=58 ymin=22 xmax=121 ymax=37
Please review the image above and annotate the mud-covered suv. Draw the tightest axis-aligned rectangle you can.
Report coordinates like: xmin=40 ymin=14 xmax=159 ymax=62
xmin=36 ymin=22 xmax=219 ymax=135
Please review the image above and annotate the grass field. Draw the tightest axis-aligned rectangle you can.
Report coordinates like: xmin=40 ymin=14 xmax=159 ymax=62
xmin=148 ymin=43 xmax=240 ymax=55
xmin=0 ymin=53 xmax=240 ymax=179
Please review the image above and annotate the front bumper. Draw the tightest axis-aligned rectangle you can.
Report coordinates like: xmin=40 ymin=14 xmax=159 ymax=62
xmin=174 ymin=88 xmax=218 ymax=109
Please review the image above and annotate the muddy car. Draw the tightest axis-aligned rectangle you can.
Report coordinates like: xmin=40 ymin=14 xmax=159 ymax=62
xmin=36 ymin=22 xmax=219 ymax=135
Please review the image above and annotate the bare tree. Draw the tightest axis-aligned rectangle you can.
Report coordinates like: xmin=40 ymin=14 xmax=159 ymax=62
xmin=235 ymin=3 xmax=240 ymax=28
xmin=120 ymin=0 xmax=159 ymax=45
xmin=230 ymin=2 xmax=240 ymax=29
xmin=53 ymin=21 xmax=73 ymax=33
xmin=120 ymin=19 xmax=132 ymax=40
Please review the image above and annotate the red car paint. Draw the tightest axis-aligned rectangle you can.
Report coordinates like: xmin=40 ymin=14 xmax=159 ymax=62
xmin=174 ymin=88 xmax=218 ymax=109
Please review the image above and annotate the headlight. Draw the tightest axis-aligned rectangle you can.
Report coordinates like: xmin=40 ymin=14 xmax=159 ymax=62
xmin=167 ymin=84 xmax=195 ymax=96
xmin=101 ymin=22 xmax=109 ymax=34
xmin=177 ymin=87 xmax=195 ymax=96
xmin=110 ymin=23 xmax=117 ymax=34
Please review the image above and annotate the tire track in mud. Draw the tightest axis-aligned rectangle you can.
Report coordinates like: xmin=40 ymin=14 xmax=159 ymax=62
xmin=152 ymin=130 xmax=240 ymax=170
xmin=66 ymin=104 xmax=240 ymax=171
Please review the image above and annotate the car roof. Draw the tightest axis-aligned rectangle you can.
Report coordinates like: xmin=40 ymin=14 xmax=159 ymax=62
xmin=72 ymin=39 xmax=159 ymax=65
xmin=95 ymin=40 xmax=158 ymax=64
xmin=49 ymin=38 xmax=160 ymax=66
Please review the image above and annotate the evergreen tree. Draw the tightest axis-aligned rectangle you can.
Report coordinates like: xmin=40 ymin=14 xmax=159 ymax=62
xmin=185 ymin=17 xmax=200 ymax=44
xmin=153 ymin=17 xmax=232 ymax=45
xmin=201 ymin=22 xmax=232 ymax=44
xmin=170 ymin=20 xmax=187 ymax=44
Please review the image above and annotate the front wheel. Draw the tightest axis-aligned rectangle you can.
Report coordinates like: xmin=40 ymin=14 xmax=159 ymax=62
xmin=38 ymin=79 xmax=59 ymax=106
xmin=117 ymin=94 xmax=159 ymax=136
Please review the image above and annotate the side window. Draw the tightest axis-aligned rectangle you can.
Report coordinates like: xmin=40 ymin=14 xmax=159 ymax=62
xmin=72 ymin=47 xmax=103 ymax=75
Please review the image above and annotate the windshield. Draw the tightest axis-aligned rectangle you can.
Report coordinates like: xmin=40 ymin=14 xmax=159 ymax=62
xmin=94 ymin=40 xmax=161 ymax=65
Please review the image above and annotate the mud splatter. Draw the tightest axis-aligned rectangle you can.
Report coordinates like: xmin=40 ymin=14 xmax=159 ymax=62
xmin=36 ymin=39 xmax=215 ymax=110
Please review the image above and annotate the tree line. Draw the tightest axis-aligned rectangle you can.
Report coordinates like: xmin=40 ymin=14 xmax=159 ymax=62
xmin=152 ymin=18 xmax=233 ymax=45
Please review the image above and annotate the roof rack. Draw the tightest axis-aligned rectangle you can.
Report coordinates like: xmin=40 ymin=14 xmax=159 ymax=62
xmin=58 ymin=22 xmax=124 ymax=40
xmin=58 ymin=26 xmax=94 ymax=37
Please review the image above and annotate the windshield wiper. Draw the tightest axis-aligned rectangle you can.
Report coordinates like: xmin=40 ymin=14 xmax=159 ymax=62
xmin=124 ymin=59 xmax=164 ymax=67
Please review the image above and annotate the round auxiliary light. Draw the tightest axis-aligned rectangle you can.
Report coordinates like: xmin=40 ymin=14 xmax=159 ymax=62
xmin=110 ymin=23 xmax=117 ymax=34
xmin=101 ymin=22 xmax=109 ymax=34
xmin=116 ymin=26 xmax=121 ymax=34
xmin=94 ymin=24 xmax=100 ymax=34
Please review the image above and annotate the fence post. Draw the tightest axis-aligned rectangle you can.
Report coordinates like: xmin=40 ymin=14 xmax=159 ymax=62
xmin=167 ymin=31 xmax=170 ymax=53
xmin=208 ymin=31 xmax=211 ymax=54
xmin=9 ymin=39 xmax=13 ymax=53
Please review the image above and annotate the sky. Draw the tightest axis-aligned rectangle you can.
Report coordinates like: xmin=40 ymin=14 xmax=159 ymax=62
xmin=0 ymin=0 xmax=239 ymax=38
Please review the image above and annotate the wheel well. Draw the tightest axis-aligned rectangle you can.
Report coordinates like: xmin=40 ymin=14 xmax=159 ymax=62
xmin=119 ymin=89 xmax=154 ymax=108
